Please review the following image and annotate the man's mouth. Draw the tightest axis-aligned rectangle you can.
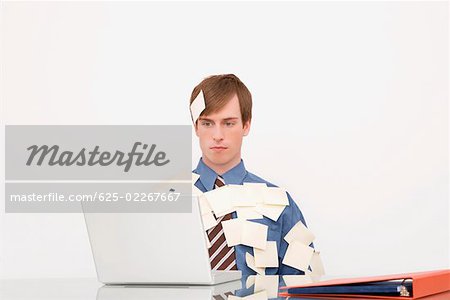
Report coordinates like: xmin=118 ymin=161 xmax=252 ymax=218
xmin=210 ymin=146 xmax=227 ymax=151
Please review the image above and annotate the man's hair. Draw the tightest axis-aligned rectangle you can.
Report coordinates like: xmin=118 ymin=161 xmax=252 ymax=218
xmin=189 ymin=74 xmax=252 ymax=125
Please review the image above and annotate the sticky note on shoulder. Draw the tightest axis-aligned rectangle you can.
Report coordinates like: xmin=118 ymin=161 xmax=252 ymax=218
xmin=264 ymin=187 xmax=289 ymax=206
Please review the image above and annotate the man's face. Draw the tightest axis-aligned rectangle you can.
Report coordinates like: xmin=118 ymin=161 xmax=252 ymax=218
xmin=195 ymin=94 xmax=250 ymax=173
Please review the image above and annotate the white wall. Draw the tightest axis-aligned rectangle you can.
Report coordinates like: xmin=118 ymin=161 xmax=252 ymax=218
xmin=1 ymin=1 xmax=448 ymax=279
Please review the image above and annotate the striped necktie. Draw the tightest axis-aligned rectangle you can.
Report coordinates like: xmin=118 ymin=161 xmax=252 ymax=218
xmin=207 ymin=176 xmax=238 ymax=271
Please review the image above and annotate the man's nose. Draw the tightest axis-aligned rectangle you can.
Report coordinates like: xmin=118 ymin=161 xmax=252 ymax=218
xmin=212 ymin=125 xmax=224 ymax=141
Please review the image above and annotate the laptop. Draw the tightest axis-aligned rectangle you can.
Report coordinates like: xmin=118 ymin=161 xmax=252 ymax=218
xmin=83 ymin=195 xmax=241 ymax=285
xmin=96 ymin=278 xmax=242 ymax=300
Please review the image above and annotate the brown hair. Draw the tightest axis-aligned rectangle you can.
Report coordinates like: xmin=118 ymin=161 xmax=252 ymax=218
xmin=189 ymin=74 xmax=252 ymax=126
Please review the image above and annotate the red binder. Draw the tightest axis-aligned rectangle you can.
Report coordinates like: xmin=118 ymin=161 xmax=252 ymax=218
xmin=279 ymin=269 xmax=450 ymax=299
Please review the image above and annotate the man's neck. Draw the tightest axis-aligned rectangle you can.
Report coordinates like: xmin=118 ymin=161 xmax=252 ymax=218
xmin=202 ymin=156 xmax=241 ymax=176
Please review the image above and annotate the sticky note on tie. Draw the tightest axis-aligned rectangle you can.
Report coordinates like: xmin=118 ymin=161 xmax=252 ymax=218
xmin=241 ymin=221 xmax=268 ymax=249
xmin=282 ymin=240 xmax=314 ymax=272
xmin=264 ymin=187 xmax=289 ymax=206
xmin=228 ymin=184 xmax=252 ymax=207
xmin=190 ymin=90 xmax=206 ymax=123
xmin=245 ymin=252 xmax=265 ymax=275
xmin=254 ymin=241 xmax=279 ymax=268
xmin=222 ymin=218 xmax=243 ymax=247
xmin=254 ymin=275 xmax=279 ymax=299
xmin=201 ymin=211 xmax=217 ymax=231
xmin=203 ymin=186 xmax=235 ymax=217
xmin=284 ymin=220 xmax=315 ymax=246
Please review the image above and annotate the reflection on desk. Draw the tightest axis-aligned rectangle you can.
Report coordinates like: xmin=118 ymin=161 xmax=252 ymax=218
xmin=2 ymin=276 xmax=449 ymax=300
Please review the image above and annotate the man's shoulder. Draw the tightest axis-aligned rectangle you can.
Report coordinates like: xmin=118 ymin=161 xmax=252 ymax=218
xmin=244 ymin=171 xmax=279 ymax=188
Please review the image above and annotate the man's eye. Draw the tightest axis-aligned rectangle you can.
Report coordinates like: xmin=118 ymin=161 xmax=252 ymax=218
xmin=225 ymin=122 xmax=235 ymax=127
xmin=201 ymin=121 xmax=212 ymax=127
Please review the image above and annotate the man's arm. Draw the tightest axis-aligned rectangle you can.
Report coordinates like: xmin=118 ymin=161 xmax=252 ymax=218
xmin=278 ymin=192 xmax=314 ymax=275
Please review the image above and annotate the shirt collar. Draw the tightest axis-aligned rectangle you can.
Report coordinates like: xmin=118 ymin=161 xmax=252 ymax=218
xmin=194 ymin=158 xmax=248 ymax=190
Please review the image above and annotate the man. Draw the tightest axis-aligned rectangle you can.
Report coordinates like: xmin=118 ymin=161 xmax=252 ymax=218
xmin=190 ymin=74 xmax=310 ymax=275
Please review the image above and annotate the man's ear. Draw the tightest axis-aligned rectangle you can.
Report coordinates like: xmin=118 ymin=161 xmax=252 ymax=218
xmin=194 ymin=121 xmax=199 ymax=137
xmin=243 ymin=120 xmax=251 ymax=136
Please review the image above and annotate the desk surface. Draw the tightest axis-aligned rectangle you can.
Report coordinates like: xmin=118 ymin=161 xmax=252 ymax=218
xmin=1 ymin=277 xmax=449 ymax=300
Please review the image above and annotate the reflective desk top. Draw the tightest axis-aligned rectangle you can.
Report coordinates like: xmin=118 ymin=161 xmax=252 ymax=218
xmin=1 ymin=276 xmax=449 ymax=300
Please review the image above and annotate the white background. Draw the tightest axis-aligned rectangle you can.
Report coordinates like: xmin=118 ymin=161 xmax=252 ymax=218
xmin=1 ymin=1 xmax=448 ymax=279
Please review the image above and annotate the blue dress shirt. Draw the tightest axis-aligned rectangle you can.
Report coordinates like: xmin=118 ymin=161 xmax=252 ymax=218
xmin=193 ymin=158 xmax=311 ymax=276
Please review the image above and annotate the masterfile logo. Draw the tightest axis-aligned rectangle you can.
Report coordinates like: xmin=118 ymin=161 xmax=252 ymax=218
xmin=6 ymin=125 xmax=190 ymax=180
xmin=4 ymin=125 xmax=192 ymax=213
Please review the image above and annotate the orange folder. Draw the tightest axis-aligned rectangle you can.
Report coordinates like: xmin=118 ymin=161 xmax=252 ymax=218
xmin=279 ymin=269 xmax=450 ymax=299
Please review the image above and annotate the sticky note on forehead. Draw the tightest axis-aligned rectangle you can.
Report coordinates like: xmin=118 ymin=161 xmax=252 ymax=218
xmin=190 ymin=89 xmax=206 ymax=123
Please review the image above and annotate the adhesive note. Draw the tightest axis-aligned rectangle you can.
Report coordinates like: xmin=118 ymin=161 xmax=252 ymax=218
xmin=243 ymin=182 xmax=267 ymax=204
xmin=284 ymin=220 xmax=315 ymax=246
xmin=244 ymin=290 xmax=268 ymax=300
xmin=264 ymin=187 xmax=289 ymax=206
xmin=221 ymin=218 xmax=243 ymax=247
xmin=228 ymin=296 xmax=242 ymax=300
xmin=282 ymin=240 xmax=314 ymax=272
xmin=190 ymin=90 xmax=206 ymax=123
xmin=255 ymin=204 xmax=286 ymax=222
xmin=203 ymin=186 xmax=235 ymax=217
xmin=282 ymin=275 xmax=313 ymax=287
xmin=254 ymin=275 xmax=279 ymax=299
xmin=246 ymin=252 xmax=265 ymax=275
xmin=309 ymin=251 xmax=325 ymax=276
xmin=241 ymin=221 xmax=268 ymax=249
xmin=201 ymin=211 xmax=217 ymax=231
xmin=246 ymin=275 xmax=256 ymax=288
xmin=254 ymin=241 xmax=278 ymax=268
xmin=228 ymin=184 xmax=252 ymax=207
xmin=198 ymin=194 xmax=212 ymax=215
xmin=236 ymin=207 xmax=263 ymax=220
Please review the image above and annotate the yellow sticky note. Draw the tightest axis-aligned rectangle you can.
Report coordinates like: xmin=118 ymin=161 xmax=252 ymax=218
xmin=203 ymin=186 xmax=235 ymax=217
xmin=221 ymin=218 xmax=243 ymax=246
xmin=201 ymin=211 xmax=217 ymax=231
xmin=242 ymin=221 xmax=268 ymax=250
xmin=282 ymin=240 xmax=314 ymax=272
xmin=254 ymin=241 xmax=278 ymax=268
xmin=284 ymin=221 xmax=315 ymax=246
xmin=255 ymin=204 xmax=286 ymax=222
xmin=245 ymin=252 xmax=265 ymax=275
xmin=254 ymin=275 xmax=279 ymax=299
xmin=309 ymin=251 xmax=325 ymax=276
xmin=236 ymin=207 xmax=263 ymax=220
xmin=264 ymin=187 xmax=289 ymax=206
